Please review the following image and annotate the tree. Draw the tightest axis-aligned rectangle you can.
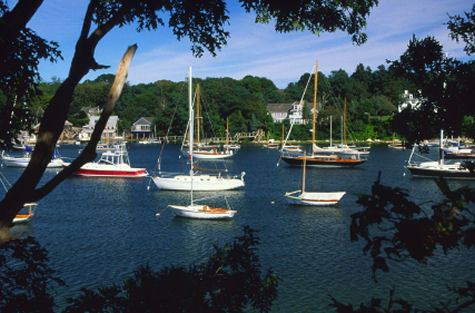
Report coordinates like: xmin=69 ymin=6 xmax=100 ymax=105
xmin=0 ymin=0 xmax=380 ymax=241
xmin=0 ymin=1 xmax=62 ymax=149
xmin=331 ymin=175 xmax=475 ymax=312
xmin=390 ymin=35 xmax=475 ymax=144
xmin=1 ymin=227 xmax=278 ymax=313
xmin=447 ymin=4 xmax=475 ymax=56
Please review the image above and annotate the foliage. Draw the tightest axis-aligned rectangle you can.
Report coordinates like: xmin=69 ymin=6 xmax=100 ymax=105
xmin=240 ymin=0 xmax=379 ymax=45
xmin=0 ymin=236 xmax=63 ymax=313
xmin=447 ymin=4 xmax=475 ymax=55
xmin=0 ymin=1 xmax=62 ymax=148
xmin=331 ymin=173 xmax=475 ymax=312
xmin=390 ymin=35 xmax=475 ymax=145
xmin=62 ymin=226 xmax=278 ymax=313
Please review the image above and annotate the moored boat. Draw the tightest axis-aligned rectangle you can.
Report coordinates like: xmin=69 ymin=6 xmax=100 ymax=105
xmin=406 ymin=130 xmax=475 ymax=179
xmin=13 ymin=203 xmax=38 ymax=224
xmin=73 ymin=144 xmax=147 ymax=178
xmin=279 ymin=61 xmax=366 ymax=168
xmin=166 ymin=67 xmax=237 ymax=220
xmin=284 ymin=152 xmax=345 ymax=205
xmin=1 ymin=148 xmax=65 ymax=168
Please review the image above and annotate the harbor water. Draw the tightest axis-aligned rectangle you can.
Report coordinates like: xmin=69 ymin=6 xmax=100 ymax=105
xmin=5 ymin=144 xmax=475 ymax=312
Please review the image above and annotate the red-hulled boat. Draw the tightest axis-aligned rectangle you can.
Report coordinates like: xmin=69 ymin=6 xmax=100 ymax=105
xmin=73 ymin=144 xmax=148 ymax=178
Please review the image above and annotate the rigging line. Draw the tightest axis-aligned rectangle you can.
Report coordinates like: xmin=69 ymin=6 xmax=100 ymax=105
xmin=200 ymin=94 xmax=229 ymax=171
xmin=325 ymin=95 xmax=358 ymax=145
xmin=155 ymin=104 xmax=179 ymax=172
xmin=0 ymin=171 xmax=11 ymax=192
xmin=281 ymin=70 xmax=313 ymax=152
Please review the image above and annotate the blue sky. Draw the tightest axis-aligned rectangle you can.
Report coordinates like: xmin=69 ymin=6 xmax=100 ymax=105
xmin=28 ymin=0 xmax=473 ymax=89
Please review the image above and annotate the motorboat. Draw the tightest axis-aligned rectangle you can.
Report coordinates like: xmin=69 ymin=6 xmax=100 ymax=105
xmin=72 ymin=144 xmax=147 ymax=178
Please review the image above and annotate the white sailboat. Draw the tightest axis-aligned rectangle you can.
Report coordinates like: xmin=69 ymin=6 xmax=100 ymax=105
xmin=168 ymin=67 xmax=237 ymax=219
xmin=181 ymin=84 xmax=233 ymax=159
xmin=151 ymin=70 xmax=245 ymax=191
xmin=1 ymin=147 xmax=65 ymax=168
xmin=285 ymin=152 xmax=346 ymax=206
xmin=406 ymin=130 xmax=475 ymax=179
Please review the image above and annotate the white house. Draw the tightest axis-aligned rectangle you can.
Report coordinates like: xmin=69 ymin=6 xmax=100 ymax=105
xmin=79 ymin=115 xmax=118 ymax=142
xmin=267 ymin=101 xmax=307 ymax=125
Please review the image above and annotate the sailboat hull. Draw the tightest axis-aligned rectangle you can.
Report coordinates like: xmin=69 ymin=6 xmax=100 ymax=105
xmin=285 ymin=191 xmax=346 ymax=206
xmin=152 ymin=174 xmax=244 ymax=190
xmin=182 ymin=150 xmax=233 ymax=159
xmin=169 ymin=204 xmax=236 ymax=219
xmin=1 ymin=155 xmax=65 ymax=168
xmin=280 ymin=155 xmax=365 ymax=167
xmin=407 ymin=162 xmax=475 ymax=179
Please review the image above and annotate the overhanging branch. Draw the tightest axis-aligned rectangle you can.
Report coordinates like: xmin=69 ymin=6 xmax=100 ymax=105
xmin=30 ymin=44 xmax=137 ymax=201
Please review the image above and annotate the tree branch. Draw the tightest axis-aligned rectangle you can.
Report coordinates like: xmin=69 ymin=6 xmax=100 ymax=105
xmin=30 ymin=44 xmax=137 ymax=201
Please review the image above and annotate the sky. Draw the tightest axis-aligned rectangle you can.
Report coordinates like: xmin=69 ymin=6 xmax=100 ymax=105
xmin=27 ymin=0 xmax=474 ymax=89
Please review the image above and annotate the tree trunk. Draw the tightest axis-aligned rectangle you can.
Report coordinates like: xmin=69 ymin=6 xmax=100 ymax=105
xmin=0 ymin=45 xmax=137 ymax=245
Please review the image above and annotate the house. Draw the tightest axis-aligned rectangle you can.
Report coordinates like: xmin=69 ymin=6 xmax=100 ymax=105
xmin=79 ymin=115 xmax=118 ymax=142
xmin=266 ymin=101 xmax=307 ymax=125
xmin=31 ymin=120 xmax=78 ymax=143
xmin=131 ymin=117 xmax=154 ymax=139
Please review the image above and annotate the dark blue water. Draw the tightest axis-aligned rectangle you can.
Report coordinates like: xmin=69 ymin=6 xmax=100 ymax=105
xmin=5 ymin=144 xmax=475 ymax=312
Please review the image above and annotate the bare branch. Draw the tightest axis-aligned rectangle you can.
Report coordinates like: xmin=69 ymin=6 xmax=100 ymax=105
xmin=31 ymin=44 xmax=138 ymax=200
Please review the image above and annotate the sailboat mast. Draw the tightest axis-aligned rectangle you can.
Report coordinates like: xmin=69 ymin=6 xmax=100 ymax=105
xmin=302 ymin=151 xmax=306 ymax=193
xmin=312 ymin=61 xmax=318 ymax=156
xmin=330 ymin=115 xmax=332 ymax=147
xmin=281 ymin=124 xmax=284 ymax=147
xmin=340 ymin=116 xmax=343 ymax=144
xmin=343 ymin=97 xmax=347 ymax=145
xmin=226 ymin=117 xmax=229 ymax=146
xmin=197 ymin=84 xmax=200 ymax=145
xmin=440 ymin=129 xmax=444 ymax=165
xmin=189 ymin=66 xmax=194 ymax=205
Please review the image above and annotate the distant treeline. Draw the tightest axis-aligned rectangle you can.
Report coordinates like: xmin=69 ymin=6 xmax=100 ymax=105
xmin=32 ymin=63 xmax=417 ymax=142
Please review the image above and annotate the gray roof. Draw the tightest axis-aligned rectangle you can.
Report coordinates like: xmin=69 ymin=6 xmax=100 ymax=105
xmin=88 ymin=115 xmax=118 ymax=127
xmin=267 ymin=103 xmax=292 ymax=113
xmin=133 ymin=117 xmax=153 ymax=126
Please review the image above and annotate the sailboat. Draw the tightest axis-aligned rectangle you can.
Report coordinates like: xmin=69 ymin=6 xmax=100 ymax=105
xmin=151 ymin=71 xmax=245 ymax=191
xmin=285 ymin=152 xmax=345 ymax=205
xmin=168 ymin=67 xmax=237 ymax=219
xmin=406 ymin=130 xmax=475 ymax=179
xmin=223 ymin=118 xmax=241 ymax=151
xmin=1 ymin=146 xmax=66 ymax=168
xmin=181 ymin=84 xmax=233 ymax=159
xmin=281 ymin=124 xmax=302 ymax=152
xmin=313 ymin=99 xmax=370 ymax=156
xmin=279 ymin=61 xmax=366 ymax=167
